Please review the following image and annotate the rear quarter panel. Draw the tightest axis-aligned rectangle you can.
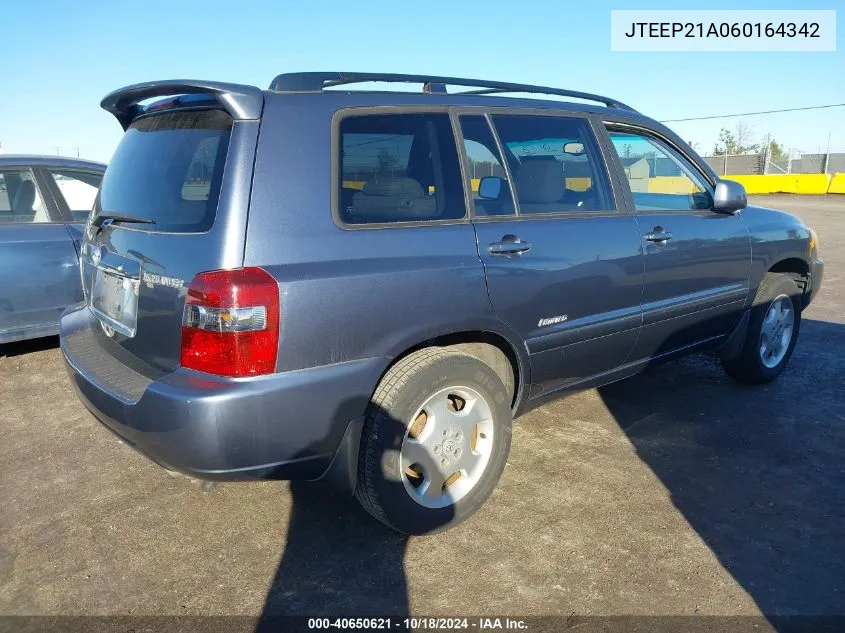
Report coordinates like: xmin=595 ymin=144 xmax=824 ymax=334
xmin=245 ymin=94 xmax=529 ymax=381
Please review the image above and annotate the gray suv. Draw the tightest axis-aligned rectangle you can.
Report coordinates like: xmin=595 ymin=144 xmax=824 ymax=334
xmin=61 ymin=73 xmax=823 ymax=534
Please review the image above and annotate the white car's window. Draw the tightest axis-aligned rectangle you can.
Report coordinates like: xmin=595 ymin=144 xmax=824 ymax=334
xmin=0 ymin=169 xmax=51 ymax=224
xmin=48 ymin=169 xmax=102 ymax=222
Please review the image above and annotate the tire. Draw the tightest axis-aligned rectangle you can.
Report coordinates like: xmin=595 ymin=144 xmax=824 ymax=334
xmin=355 ymin=348 xmax=513 ymax=534
xmin=721 ymin=273 xmax=803 ymax=384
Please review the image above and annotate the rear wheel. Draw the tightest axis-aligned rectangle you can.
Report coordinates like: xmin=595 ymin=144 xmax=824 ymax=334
xmin=355 ymin=348 xmax=513 ymax=534
xmin=722 ymin=273 xmax=802 ymax=384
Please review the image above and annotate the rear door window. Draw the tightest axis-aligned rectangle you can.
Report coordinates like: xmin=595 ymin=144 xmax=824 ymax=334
xmin=47 ymin=169 xmax=102 ymax=222
xmin=97 ymin=109 xmax=232 ymax=232
xmin=458 ymin=115 xmax=515 ymax=217
xmin=490 ymin=115 xmax=614 ymax=214
xmin=338 ymin=113 xmax=465 ymax=225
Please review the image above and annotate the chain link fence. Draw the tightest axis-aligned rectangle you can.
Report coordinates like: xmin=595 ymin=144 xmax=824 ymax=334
xmin=704 ymin=152 xmax=845 ymax=176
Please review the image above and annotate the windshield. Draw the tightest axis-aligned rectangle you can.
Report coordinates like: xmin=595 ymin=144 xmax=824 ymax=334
xmin=97 ymin=109 xmax=232 ymax=232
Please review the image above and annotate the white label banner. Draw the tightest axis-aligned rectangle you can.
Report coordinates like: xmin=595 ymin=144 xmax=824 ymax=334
xmin=611 ymin=10 xmax=836 ymax=51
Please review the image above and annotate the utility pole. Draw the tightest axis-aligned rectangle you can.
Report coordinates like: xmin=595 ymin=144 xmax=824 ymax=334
xmin=823 ymin=132 xmax=831 ymax=174
xmin=763 ymin=133 xmax=770 ymax=175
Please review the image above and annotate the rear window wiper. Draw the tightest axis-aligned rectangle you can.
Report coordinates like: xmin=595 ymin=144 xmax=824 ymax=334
xmin=91 ymin=212 xmax=157 ymax=229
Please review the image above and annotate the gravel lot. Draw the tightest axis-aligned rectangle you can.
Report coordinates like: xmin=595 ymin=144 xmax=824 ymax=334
xmin=1 ymin=195 xmax=843 ymax=627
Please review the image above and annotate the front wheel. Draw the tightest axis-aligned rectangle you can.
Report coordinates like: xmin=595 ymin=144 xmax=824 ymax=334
xmin=355 ymin=348 xmax=513 ymax=534
xmin=722 ymin=273 xmax=802 ymax=384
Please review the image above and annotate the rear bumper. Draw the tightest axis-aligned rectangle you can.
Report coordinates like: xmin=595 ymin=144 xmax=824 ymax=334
xmin=60 ymin=306 xmax=385 ymax=483
xmin=806 ymin=257 xmax=824 ymax=307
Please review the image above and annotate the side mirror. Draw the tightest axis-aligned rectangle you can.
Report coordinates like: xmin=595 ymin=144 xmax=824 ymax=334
xmin=712 ymin=179 xmax=747 ymax=214
xmin=478 ymin=176 xmax=505 ymax=200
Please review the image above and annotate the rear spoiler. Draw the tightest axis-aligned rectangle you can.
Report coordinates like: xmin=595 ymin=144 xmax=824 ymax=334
xmin=100 ymin=80 xmax=264 ymax=130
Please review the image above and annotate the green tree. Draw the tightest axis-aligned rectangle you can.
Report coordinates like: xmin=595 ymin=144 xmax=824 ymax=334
xmin=713 ymin=122 xmax=758 ymax=155
xmin=713 ymin=128 xmax=736 ymax=155
xmin=734 ymin=121 xmax=758 ymax=154
xmin=766 ymin=138 xmax=786 ymax=161
xmin=376 ymin=149 xmax=398 ymax=176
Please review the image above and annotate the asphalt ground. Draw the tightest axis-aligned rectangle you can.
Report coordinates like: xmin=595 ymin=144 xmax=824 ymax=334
xmin=1 ymin=194 xmax=843 ymax=631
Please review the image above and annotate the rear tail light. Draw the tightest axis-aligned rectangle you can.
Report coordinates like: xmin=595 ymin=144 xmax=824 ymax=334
xmin=180 ymin=267 xmax=279 ymax=377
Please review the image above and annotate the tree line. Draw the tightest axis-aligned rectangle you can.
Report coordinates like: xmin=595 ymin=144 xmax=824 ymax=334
xmin=707 ymin=121 xmax=785 ymax=160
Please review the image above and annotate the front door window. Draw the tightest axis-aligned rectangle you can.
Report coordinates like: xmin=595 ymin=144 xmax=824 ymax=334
xmin=607 ymin=132 xmax=711 ymax=211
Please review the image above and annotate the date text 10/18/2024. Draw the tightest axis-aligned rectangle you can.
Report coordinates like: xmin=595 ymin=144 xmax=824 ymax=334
xmin=307 ymin=617 xmax=529 ymax=630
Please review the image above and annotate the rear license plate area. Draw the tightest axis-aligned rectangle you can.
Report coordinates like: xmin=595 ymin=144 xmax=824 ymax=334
xmin=90 ymin=268 xmax=140 ymax=337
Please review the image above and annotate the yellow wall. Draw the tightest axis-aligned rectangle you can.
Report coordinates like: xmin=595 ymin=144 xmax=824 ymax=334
xmin=347 ymin=174 xmax=845 ymax=196
xmin=827 ymin=173 xmax=845 ymax=194
xmin=646 ymin=177 xmax=699 ymax=194
xmin=565 ymin=178 xmax=592 ymax=192
xmin=468 ymin=178 xmax=592 ymax=192
xmin=649 ymin=174 xmax=841 ymax=195
xmin=724 ymin=174 xmax=832 ymax=195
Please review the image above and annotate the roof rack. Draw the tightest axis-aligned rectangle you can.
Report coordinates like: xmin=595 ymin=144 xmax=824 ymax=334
xmin=269 ymin=72 xmax=635 ymax=111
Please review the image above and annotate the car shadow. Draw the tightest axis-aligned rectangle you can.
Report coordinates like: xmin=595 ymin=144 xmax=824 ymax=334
xmin=598 ymin=318 xmax=845 ymax=626
xmin=256 ymin=402 xmax=455 ymax=630
xmin=257 ymin=479 xmax=410 ymax=628
xmin=0 ymin=334 xmax=59 ymax=357
xmin=257 ymin=319 xmax=842 ymax=628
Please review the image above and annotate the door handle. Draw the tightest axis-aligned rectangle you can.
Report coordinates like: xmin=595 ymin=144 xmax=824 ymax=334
xmin=488 ymin=234 xmax=531 ymax=255
xmin=644 ymin=227 xmax=673 ymax=243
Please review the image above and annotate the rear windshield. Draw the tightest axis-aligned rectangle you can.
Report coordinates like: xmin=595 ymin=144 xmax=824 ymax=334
xmin=98 ymin=109 xmax=232 ymax=232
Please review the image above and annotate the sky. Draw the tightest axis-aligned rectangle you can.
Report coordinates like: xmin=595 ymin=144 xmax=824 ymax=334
xmin=0 ymin=0 xmax=842 ymax=163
